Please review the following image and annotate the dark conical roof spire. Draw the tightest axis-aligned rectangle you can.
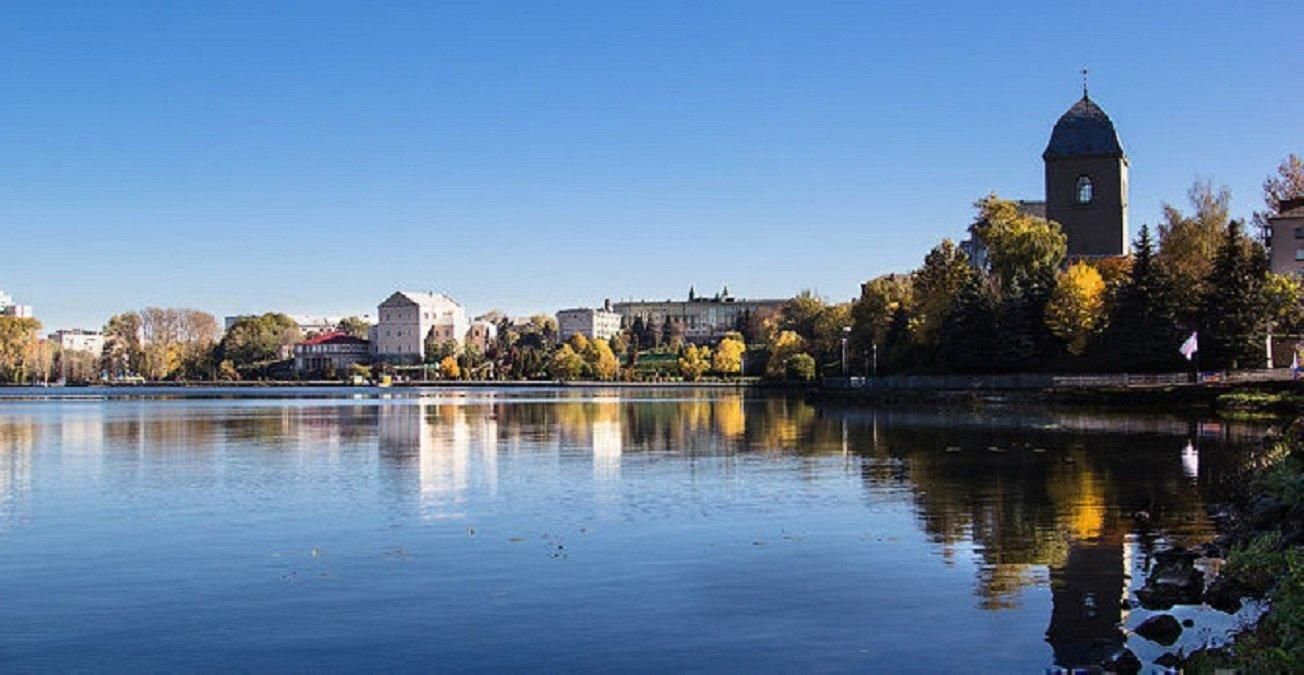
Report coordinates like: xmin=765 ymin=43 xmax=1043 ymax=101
xmin=1043 ymin=92 xmax=1125 ymax=160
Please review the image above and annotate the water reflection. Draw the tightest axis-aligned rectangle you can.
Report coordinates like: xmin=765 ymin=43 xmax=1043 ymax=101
xmin=0 ymin=391 xmax=1270 ymax=670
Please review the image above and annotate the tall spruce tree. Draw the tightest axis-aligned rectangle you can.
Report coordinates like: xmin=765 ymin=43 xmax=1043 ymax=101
xmin=938 ymin=273 xmax=999 ymax=372
xmin=995 ymin=266 xmax=1057 ymax=372
xmin=1099 ymin=226 xmax=1184 ymax=371
xmin=1201 ymin=220 xmax=1268 ymax=369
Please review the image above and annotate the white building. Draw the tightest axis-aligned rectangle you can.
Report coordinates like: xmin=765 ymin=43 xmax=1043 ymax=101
xmin=373 ymin=291 xmax=469 ymax=364
xmin=50 ymin=329 xmax=105 ymax=356
xmin=0 ymin=289 xmax=33 ymax=318
xmin=557 ymin=301 xmax=622 ymax=342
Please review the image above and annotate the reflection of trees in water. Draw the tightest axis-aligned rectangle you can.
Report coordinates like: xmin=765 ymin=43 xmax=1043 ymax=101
xmin=0 ymin=418 xmax=37 ymax=531
xmin=825 ymin=407 xmax=1261 ymax=668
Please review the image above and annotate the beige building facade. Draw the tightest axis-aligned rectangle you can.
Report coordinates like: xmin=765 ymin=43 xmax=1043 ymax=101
xmin=613 ymin=287 xmax=784 ymax=343
xmin=373 ymin=291 xmax=469 ymax=364
xmin=1268 ymin=198 xmax=1304 ymax=277
xmin=557 ymin=302 xmax=622 ymax=342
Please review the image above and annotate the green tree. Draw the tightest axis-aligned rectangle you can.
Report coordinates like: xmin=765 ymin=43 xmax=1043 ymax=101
xmin=784 ymin=353 xmax=817 ymax=382
xmin=0 ymin=317 xmax=42 ymax=383
xmin=765 ymin=330 xmax=807 ymax=379
xmin=778 ymin=291 xmax=826 ymax=340
xmin=810 ymin=302 xmax=853 ymax=373
xmin=1202 ymin=220 xmax=1269 ymax=369
xmin=972 ymin=194 xmax=1067 ymax=291
xmin=911 ymin=239 xmax=974 ymax=346
xmin=101 ymin=312 xmax=143 ymax=379
xmin=850 ymin=273 xmax=913 ymax=360
xmin=218 ymin=313 xmax=301 ymax=376
xmin=678 ymin=344 xmax=711 ymax=381
xmin=1157 ymin=179 xmax=1233 ymax=320
xmin=1099 ymin=226 xmax=1185 ymax=372
xmin=937 ymin=274 xmax=999 ymax=372
xmin=1045 ymin=262 xmax=1108 ymax=356
xmin=1263 ymin=272 xmax=1303 ymax=334
xmin=336 ymin=316 xmax=371 ymax=339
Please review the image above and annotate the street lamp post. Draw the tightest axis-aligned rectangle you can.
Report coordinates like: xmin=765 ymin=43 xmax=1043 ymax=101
xmin=873 ymin=342 xmax=878 ymax=376
xmin=841 ymin=326 xmax=851 ymax=376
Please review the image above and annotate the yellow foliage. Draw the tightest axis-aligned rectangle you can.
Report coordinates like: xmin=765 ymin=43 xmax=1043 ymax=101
xmin=713 ymin=336 xmax=745 ymax=375
xmin=438 ymin=355 xmax=461 ymax=379
xmin=678 ymin=344 xmax=711 ymax=381
xmin=1046 ymin=262 xmax=1107 ymax=355
xmin=765 ymin=330 xmax=807 ymax=378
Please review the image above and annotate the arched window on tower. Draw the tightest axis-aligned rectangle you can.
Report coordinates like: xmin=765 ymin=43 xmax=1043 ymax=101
xmin=1076 ymin=175 xmax=1093 ymax=204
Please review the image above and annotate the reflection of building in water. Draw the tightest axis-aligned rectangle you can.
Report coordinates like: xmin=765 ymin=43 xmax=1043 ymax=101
xmin=592 ymin=418 xmax=622 ymax=483
xmin=378 ymin=401 xmax=500 ymax=517
xmin=825 ymin=408 xmax=1253 ymax=670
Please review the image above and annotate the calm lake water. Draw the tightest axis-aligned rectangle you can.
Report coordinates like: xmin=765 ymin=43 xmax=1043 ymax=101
xmin=0 ymin=388 xmax=1271 ymax=671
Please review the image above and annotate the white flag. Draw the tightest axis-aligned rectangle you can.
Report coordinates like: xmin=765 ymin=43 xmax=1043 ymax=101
xmin=1292 ymin=351 xmax=1300 ymax=374
xmin=1179 ymin=331 xmax=1198 ymax=361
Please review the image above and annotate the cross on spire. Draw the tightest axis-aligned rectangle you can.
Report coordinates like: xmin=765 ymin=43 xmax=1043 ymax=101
xmin=1081 ymin=67 xmax=1089 ymax=98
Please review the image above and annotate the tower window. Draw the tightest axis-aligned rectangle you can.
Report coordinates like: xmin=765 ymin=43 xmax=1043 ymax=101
xmin=1076 ymin=175 xmax=1093 ymax=204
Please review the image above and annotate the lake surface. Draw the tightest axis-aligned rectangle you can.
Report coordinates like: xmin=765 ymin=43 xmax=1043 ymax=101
xmin=0 ymin=388 xmax=1271 ymax=671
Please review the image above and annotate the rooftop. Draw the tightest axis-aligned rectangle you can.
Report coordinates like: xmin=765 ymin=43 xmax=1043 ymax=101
xmin=1043 ymin=95 xmax=1125 ymax=159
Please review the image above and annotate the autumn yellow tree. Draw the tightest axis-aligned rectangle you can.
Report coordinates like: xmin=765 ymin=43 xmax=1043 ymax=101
xmin=713 ymin=333 xmax=746 ymax=377
xmin=589 ymin=339 xmax=620 ymax=381
xmin=438 ymin=355 xmax=461 ymax=379
xmin=910 ymin=240 xmax=973 ymax=345
xmin=1045 ymin=262 xmax=1107 ymax=356
xmin=765 ymin=330 xmax=807 ymax=379
xmin=678 ymin=344 xmax=711 ymax=381
xmin=0 ymin=316 xmax=42 ymax=383
xmin=548 ymin=344 xmax=584 ymax=380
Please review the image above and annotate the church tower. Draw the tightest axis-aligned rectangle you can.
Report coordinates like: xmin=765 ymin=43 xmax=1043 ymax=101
xmin=1044 ymin=90 xmax=1129 ymax=257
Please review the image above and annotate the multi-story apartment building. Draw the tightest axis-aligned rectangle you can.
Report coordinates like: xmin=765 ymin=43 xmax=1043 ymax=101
xmin=557 ymin=301 xmax=622 ymax=342
xmin=373 ymin=291 xmax=469 ymax=364
xmin=1269 ymin=198 xmax=1304 ymax=277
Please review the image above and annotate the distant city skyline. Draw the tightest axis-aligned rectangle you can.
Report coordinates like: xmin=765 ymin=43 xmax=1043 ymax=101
xmin=4 ymin=1 xmax=1302 ymax=329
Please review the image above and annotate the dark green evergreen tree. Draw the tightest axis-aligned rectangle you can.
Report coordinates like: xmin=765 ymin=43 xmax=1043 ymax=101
xmin=995 ymin=267 xmax=1057 ymax=372
xmin=1201 ymin=220 xmax=1268 ymax=369
xmin=881 ymin=305 xmax=915 ymax=374
xmin=1097 ymin=226 xmax=1185 ymax=371
xmin=938 ymin=273 xmax=999 ymax=372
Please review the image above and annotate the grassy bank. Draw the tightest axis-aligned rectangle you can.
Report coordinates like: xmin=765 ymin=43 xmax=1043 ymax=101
xmin=1186 ymin=419 xmax=1304 ymax=671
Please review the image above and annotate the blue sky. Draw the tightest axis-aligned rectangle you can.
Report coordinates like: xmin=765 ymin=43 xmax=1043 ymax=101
xmin=3 ymin=1 xmax=1302 ymax=330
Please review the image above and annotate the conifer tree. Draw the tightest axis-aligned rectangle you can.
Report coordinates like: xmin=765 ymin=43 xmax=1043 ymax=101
xmin=938 ymin=273 xmax=999 ymax=372
xmin=1201 ymin=220 xmax=1268 ymax=369
xmin=1098 ymin=226 xmax=1184 ymax=371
